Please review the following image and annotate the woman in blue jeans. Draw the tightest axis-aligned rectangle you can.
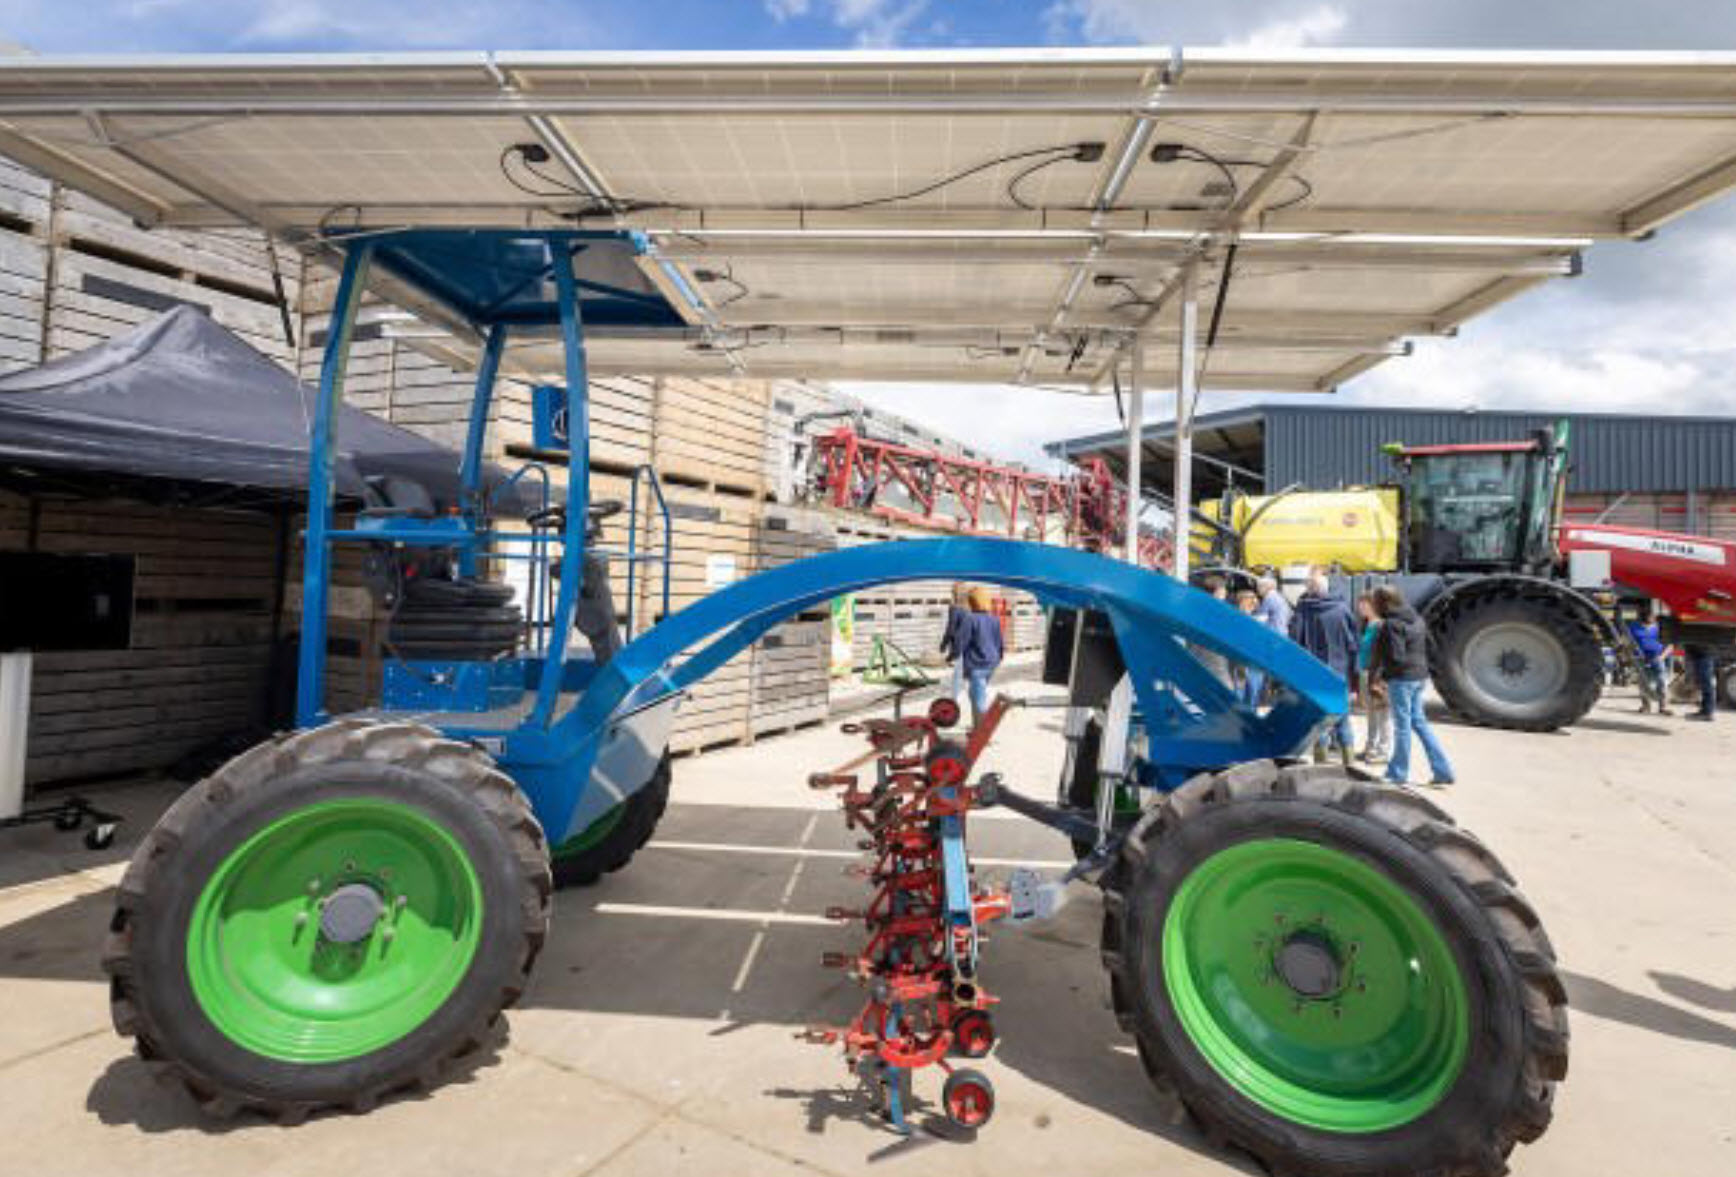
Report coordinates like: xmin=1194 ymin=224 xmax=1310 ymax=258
xmin=1369 ymin=585 xmax=1455 ymax=787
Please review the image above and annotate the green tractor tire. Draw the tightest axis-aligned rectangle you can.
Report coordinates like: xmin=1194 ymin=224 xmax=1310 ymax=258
xmin=1101 ymin=762 xmax=1568 ymax=1177
xmin=103 ymin=720 xmax=551 ymax=1120
xmin=550 ymin=752 xmax=671 ymax=889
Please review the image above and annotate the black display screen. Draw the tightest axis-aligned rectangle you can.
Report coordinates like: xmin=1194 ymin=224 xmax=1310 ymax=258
xmin=0 ymin=552 xmax=135 ymax=652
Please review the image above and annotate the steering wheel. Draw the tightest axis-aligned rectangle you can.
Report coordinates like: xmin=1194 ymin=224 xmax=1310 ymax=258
xmin=525 ymin=498 xmax=626 ymax=532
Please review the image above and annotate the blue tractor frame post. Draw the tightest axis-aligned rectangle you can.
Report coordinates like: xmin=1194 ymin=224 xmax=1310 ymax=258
xmin=104 ymin=225 xmax=1568 ymax=1177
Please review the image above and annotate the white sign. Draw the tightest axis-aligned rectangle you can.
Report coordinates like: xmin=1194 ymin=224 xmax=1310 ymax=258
xmin=705 ymin=553 xmax=737 ymax=588
xmin=1565 ymin=528 xmax=1728 ymax=567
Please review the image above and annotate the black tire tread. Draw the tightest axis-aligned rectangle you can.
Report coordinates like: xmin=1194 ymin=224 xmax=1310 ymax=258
xmin=1099 ymin=761 xmax=1569 ymax=1177
xmin=1428 ymin=585 xmax=1604 ymax=732
xmin=550 ymin=753 xmax=671 ymax=889
xmin=103 ymin=719 xmax=553 ymax=1122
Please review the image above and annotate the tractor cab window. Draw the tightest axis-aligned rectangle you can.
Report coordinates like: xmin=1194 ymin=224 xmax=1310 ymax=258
xmin=1407 ymin=452 xmax=1528 ymax=569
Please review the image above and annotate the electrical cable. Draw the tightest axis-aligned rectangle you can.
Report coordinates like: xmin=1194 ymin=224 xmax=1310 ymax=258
xmin=1005 ymin=152 xmax=1085 ymax=211
xmin=812 ymin=143 xmax=1095 ymax=213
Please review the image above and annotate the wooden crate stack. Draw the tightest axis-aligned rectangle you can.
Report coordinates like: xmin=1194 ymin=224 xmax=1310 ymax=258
xmin=46 ymin=191 xmax=296 ymax=368
xmin=0 ymin=158 xmax=48 ymax=373
xmin=0 ymin=488 xmax=285 ymax=786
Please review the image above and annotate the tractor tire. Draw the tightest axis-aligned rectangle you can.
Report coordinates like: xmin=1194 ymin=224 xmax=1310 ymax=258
xmin=1100 ymin=761 xmax=1568 ymax=1177
xmin=1720 ymin=662 xmax=1736 ymax=711
xmin=103 ymin=719 xmax=552 ymax=1121
xmin=1429 ymin=590 xmax=1603 ymax=731
xmin=550 ymin=752 xmax=672 ymax=889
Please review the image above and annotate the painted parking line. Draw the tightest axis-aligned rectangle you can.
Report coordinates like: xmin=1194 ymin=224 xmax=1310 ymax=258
xmin=646 ymin=839 xmax=1072 ymax=870
xmin=593 ymin=903 xmax=833 ymax=927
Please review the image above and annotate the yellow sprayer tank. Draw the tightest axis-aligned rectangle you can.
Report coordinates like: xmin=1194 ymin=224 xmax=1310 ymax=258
xmin=1198 ymin=487 xmax=1402 ymax=573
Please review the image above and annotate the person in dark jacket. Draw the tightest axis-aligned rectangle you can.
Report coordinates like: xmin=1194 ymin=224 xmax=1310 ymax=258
xmin=1370 ymin=584 xmax=1455 ymax=787
xmin=959 ymin=586 xmax=1005 ymax=726
xmin=1289 ymin=569 xmax=1359 ymax=764
xmin=939 ymin=584 xmax=971 ymax=702
xmin=1684 ymin=642 xmax=1717 ymax=721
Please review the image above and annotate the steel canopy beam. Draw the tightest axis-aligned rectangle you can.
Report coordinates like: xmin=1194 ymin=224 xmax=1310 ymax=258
xmin=5 ymin=89 xmax=1736 ymax=118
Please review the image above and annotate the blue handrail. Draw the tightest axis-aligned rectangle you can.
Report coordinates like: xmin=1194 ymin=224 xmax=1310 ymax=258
xmin=625 ymin=463 xmax=674 ymax=641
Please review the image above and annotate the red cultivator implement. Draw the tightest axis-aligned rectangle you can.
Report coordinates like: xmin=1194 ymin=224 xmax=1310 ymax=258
xmin=802 ymin=695 xmax=1022 ymax=1134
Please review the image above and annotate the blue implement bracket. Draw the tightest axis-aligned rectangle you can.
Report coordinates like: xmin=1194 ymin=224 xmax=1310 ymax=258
xmin=496 ymin=537 xmax=1345 ymax=846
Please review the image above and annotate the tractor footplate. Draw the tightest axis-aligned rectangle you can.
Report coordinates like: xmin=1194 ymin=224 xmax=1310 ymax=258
xmin=804 ymin=695 xmax=1013 ymax=1136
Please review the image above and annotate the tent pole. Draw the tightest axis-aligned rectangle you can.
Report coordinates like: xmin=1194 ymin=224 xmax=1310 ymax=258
xmin=1173 ymin=261 xmax=1199 ymax=582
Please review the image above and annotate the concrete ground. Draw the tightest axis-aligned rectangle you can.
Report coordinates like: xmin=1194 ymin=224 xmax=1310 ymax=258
xmin=1 ymin=684 xmax=1733 ymax=1177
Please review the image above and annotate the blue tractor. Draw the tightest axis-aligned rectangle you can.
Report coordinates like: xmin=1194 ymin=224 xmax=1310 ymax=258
xmin=103 ymin=229 xmax=1566 ymax=1176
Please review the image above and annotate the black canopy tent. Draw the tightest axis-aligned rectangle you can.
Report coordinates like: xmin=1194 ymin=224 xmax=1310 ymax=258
xmin=0 ymin=306 xmax=528 ymax=512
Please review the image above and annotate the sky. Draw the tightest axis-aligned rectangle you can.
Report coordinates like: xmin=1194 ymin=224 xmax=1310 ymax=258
xmin=4 ymin=0 xmax=1736 ymax=468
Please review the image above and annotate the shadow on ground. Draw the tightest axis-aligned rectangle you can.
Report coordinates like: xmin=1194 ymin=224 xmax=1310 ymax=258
xmin=1563 ymin=970 xmax=1736 ymax=1051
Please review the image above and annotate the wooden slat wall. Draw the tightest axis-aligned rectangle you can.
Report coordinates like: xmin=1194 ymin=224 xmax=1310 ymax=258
xmin=1 ymin=488 xmax=284 ymax=786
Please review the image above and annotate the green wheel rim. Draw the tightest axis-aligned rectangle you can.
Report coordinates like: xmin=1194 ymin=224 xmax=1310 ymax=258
xmin=187 ymin=799 xmax=483 ymax=1064
xmin=551 ymin=803 xmax=625 ymax=860
xmin=1161 ymin=837 xmax=1470 ymax=1134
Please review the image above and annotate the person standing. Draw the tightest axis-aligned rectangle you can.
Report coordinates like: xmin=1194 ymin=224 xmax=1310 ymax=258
xmin=1625 ymin=606 xmax=1673 ymax=716
xmin=1370 ymin=584 xmax=1455 ymax=787
xmin=1193 ymin=575 xmax=1235 ymax=689
xmin=1355 ymin=592 xmax=1392 ymax=763
xmin=1685 ymin=642 xmax=1717 ymax=722
xmin=939 ymin=584 xmax=970 ymax=701
xmin=1252 ymin=574 xmax=1292 ymax=637
xmin=958 ymin=586 xmax=1005 ymax=726
xmin=1288 ymin=569 xmax=1358 ymax=765
xmin=1234 ymin=587 xmax=1265 ymax=706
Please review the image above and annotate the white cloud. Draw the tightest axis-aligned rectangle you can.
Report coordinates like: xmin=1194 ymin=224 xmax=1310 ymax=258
xmin=762 ymin=0 xmax=929 ymax=47
xmin=1224 ymin=3 xmax=1347 ymax=49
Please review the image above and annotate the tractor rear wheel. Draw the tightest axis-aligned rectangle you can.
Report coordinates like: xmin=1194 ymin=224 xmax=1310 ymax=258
xmin=550 ymin=753 xmax=671 ymax=888
xmin=1100 ymin=761 xmax=1568 ymax=1177
xmin=103 ymin=720 xmax=551 ymax=1120
xmin=1430 ymin=591 xmax=1602 ymax=730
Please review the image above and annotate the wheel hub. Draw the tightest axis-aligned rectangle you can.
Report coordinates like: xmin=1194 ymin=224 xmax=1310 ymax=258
xmin=319 ymin=882 xmax=386 ymax=943
xmin=1496 ymin=648 xmax=1530 ymax=678
xmin=1274 ymin=928 xmax=1341 ymax=999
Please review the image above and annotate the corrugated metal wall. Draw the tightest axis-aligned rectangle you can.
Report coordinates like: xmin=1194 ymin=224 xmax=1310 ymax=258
xmin=1263 ymin=407 xmax=1736 ymax=496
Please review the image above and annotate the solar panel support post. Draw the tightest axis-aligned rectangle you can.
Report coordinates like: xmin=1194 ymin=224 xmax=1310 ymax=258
xmin=1123 ymin=335 xmax=1143 ymax=566
xmin=296 ymin=241 xmax=373 ymax=729
xmin=1173 ymin=260 xmax=1199 ymax=583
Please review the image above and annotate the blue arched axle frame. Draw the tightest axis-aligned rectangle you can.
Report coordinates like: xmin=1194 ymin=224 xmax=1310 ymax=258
xmin=494 ymin=537 xmax=1347 ymax=844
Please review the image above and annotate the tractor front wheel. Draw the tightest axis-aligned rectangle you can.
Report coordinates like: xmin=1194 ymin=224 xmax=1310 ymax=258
xmin=1429 ymin=591 xmax=1602 ymax=730
xmin=103 ymin=720 xmax=551 ymax=1120
xmin=1100 ymin=762 xmax=1568 ymax=1177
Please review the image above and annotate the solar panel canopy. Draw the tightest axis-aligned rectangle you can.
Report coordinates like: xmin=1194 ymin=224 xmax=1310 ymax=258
xmin=3 ymin=47 xmax=1736 ymax=391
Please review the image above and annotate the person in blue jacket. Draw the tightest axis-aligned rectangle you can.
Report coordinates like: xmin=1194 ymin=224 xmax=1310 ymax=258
xmin=1288 ymin=568 xmax=1359 ymax=765
xmin=958 ymin=586 xmax=1005 ymax=726
xmin=1625 ymin=604 xmax=1672 ymax=716
xmin=938 ymin=583 xmax=971 ymax=702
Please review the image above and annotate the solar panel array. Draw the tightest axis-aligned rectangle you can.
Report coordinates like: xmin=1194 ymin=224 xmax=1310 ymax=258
xmin=2 ymin=48 xmax=1734 ymax=390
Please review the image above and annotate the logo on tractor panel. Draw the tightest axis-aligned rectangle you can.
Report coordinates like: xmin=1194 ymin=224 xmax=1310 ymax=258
xmin=1342 ymin=512 xmax=1360 ymax=528
xmin=1566 ymin=528 xmax=1728 ymax=566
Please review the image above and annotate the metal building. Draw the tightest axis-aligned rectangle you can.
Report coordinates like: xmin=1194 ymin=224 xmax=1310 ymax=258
xmin=1048 ymin=403 xmax=1736 ymax=540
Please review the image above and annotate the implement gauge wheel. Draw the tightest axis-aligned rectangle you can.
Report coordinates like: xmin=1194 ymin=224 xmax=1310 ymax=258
xmin=550 ymin=752 xmax=672 ymax=889
xmin=103 ymin=720 xmax=551 ymax=1121
xmin=1100 ymin=762 xmax=1568 ymax=1177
